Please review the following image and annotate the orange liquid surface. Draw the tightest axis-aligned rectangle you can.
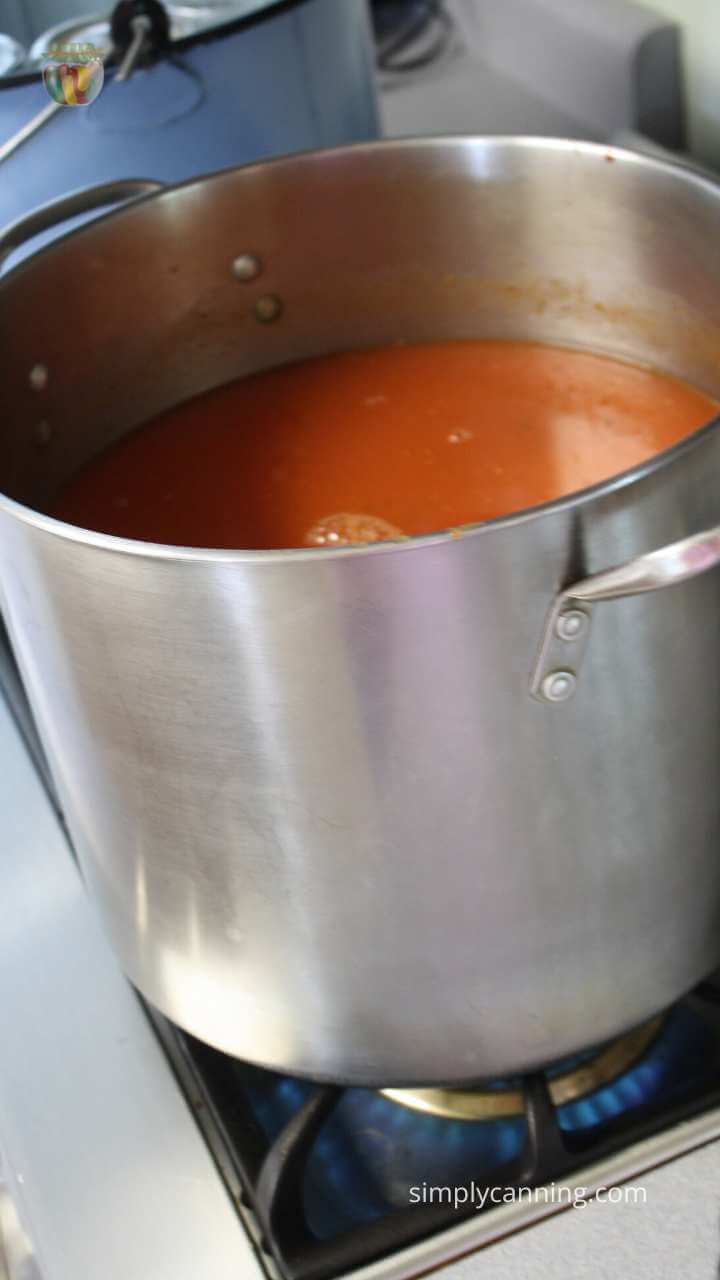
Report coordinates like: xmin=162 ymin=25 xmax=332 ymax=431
xmin=51 ymin=341 xmax=717 ymax=549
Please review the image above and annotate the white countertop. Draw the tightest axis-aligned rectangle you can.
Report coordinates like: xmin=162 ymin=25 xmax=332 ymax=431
xmin=452 ymin=1140 xmax=720 ymax=1278
xmin=0 ymin=689 xmax=258 ymax=1280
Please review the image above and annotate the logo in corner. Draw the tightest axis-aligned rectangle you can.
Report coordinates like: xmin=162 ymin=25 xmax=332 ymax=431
xmin=42 ymin=42 xmax=104 ymax=106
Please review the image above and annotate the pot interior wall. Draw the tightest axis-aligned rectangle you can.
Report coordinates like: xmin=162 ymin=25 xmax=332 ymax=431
xmin=3 ymin=139 xmax=720 ymax=516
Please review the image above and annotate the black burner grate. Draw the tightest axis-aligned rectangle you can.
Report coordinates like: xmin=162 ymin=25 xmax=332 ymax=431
xmin=149 ymin=981 xmax=720 ymax=1280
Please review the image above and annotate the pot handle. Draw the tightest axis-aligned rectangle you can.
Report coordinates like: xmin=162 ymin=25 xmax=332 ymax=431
xmin=0 ymin=178 xmax=165 ymax=270
xmin=531 ymin=523 xmax=720 ymax=703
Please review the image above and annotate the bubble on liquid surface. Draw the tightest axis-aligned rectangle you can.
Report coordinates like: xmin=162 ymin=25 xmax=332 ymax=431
xmin=304 ymin=513 xmax=404 ymax=547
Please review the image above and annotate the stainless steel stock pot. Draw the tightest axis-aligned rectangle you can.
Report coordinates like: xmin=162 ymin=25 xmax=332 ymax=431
xmin=2 ymin=139 xmax=720 ymax=1085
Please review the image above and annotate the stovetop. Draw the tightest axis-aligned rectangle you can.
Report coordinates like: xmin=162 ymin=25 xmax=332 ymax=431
xmin=150 ymin=984 xmax=720 ymax=1280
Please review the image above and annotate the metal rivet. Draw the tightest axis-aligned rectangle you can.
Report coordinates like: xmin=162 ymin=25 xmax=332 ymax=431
xmin=555 ymin=609 xmax=588 ymax=642
xmin=34 ymin=420 xmax=52 ymax=446
xmin=254 ymin=293 xmax=283 ymax=324
xmin=29 ymin=363 xmax=48 ymax=391
xmin=232 ymin=254 xmax=261 ymax=282
xmin=542 ymin=671 xmax=577 ymax=703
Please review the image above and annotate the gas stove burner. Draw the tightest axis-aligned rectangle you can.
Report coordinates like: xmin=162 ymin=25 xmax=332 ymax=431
xmin=152 ymin=983 xmax=720 ymax=1280
xmin=381 ymin=1015 xmax=664 ymax=1120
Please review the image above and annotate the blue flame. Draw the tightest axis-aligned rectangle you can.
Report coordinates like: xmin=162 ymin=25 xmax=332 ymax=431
xmin=241 ymin=1003 xmax=712 ymax=1240
xmin=557 ymin=1004 xmax=711 ymax=1133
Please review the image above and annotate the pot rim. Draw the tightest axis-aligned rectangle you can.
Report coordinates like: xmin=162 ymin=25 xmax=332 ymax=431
xmin=3 ymin=133 xmax=720 ymax=565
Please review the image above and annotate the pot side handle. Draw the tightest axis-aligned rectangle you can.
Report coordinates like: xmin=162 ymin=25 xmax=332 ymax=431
xmin=531 ymin=523 xmax=720 ymax=703
xmin=0 ymin=178 xmax=165 ymax=271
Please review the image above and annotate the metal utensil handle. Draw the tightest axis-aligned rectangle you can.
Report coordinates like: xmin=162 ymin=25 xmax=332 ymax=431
xmin=0 ymin=179 xmax=165 ymax=270
xmin=0 ymin=100 xmax=63 ymax=168
xmin=116 ymin=14 xmax=152 ymax=81
xmin=531 ymin=523 xmax=720 ymax=702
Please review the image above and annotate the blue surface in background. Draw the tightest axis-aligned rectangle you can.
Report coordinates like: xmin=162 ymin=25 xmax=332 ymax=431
xmin=0 ymin=0 xmax=378 ymax=264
